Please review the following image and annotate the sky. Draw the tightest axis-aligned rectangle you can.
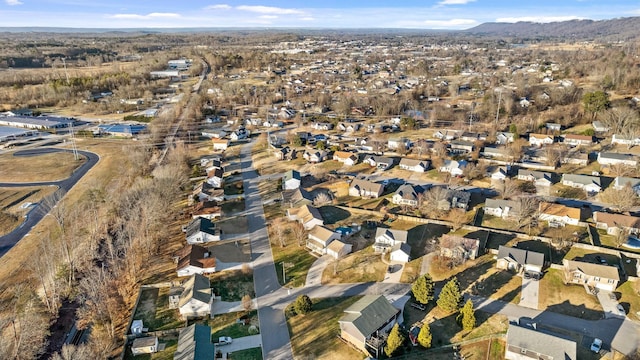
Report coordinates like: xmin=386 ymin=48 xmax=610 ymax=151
xmin=1 ymin=0 xmax=640 ymax=30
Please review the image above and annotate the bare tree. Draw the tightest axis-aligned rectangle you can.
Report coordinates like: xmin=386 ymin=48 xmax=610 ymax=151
xmin=242 ymin=294 xmax=253 ymax=311
xmin=602 ymin=108 xmax=640 ymax=143
xmin=313 ymin=192 xmax=332 ymax=207
xmin=447 ymin=209 xmax=468 ymax=231
xmin=499 ymin=179 xmax=522 ymax=200
xmin=599 ymin=185 xmax=639 ymax=212
xmin=420 ymin=187 xmax=449 ymax=218
xmin=515 ymin=196 xmax=540 ymax=230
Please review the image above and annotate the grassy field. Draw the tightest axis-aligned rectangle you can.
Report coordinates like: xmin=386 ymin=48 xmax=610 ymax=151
xmin=538 ymin=268 xmax=603 ymax=319
xmin=400 ymin=257 xmax=423 ymax=283
xmin=0 ymin=151 xmax=85 ymax=182
xmin=287 ymin=297 xmax=365 ymax=360
xmin=271 ymin=241 xmax=316 ymax=288
xmin=0 ymin=186 xmax=57 ymax=235
xmin=209 ymin=310 xmax=259 ymax=340
xmin=229 ymin=347 xmax=262 ymax=360
xmin=321 ymin=246 xmax=386 ymax=284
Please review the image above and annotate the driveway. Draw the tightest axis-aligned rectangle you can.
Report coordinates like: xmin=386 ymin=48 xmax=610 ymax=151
xmin=211 ymin=299 xmax=258 ymax=316
xmin=597 ymin=291 xmax=625 ymax=319
xmin=305 ymin=255 xmax=331 ymax=286
xmin=383 ymin=262 xmax=404 ymax=283
xmin=519 ymin=276 xmax=539 ymax=309
xmin=218 ymin=335 xmax=262 ymax=354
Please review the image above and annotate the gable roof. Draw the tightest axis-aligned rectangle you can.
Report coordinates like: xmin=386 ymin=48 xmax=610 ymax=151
xmin=175 ymin=244 xmax=216 ymax=271
xmin=334 ymin=151 xmax=358 ymax=160
xmin=282 ymin=188 xmax=314 ymax=205
xmin=365 ymin=155 xmax=394 ymax=165
xmin=350 ymin=178 xmax=384 ymax=194
xmin=517 ymin=169 xmax=551 ymax=180
xmin=299 ymin=205 xmax=324 ymax=223
xmin=185 ymin=217 xmax=219 ymax=238
xmin=339 ymin=295 xmax=399 ymax=338
xmin=445 ymin=188 xmax=471 ymax=204
xmin=178 ymin=274 xmax=212 ymax=308
xmin=497 ymin=245 xmax=544 ymax=267
xmin=399 ymin=158 xmax=429 ymax=168
xmin=562 ymin=173 xmax=601 ymax=187
xmin=599 ymin=152 xmax=636 ymax=161
xmin=327 ymin=239 xmax=349 ymax=253
xmin=565 ymin=259 xmax=620 ymax=281
xmin=283 ymin=169 xmax=301 ymax=182
xmin=594 ymin=212 xmax=640 ymax=229
xmin=207 ymin=167 xmax=224 ymax=179
xmin=375 ymin=228 xmax=408 ymax=243
xmin=506 ymin=324 xmax=576 ymax=360
xmin=174 ymin=324 xmax=215 ymax=360
xmin=539 ymin=202 xmax=582 ymax=220
xmin=485 ymin=198 xmax=520 ymax=213
xmin=309 ymin=225 xmax=338 ymax=242
xmin=614 ymin=176 xmax=640 ymax=188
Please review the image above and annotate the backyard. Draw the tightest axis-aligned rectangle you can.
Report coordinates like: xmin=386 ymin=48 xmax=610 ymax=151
xmin=131 ymin=287 xmax=184 ymax=332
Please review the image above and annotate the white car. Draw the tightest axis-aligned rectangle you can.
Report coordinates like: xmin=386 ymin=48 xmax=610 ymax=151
xmin=616 ymin=304 xmax=626 ymax=316
xmin=217 ymin=336 xmax=233 ymax=345
xmin=590 ymin=338 xmax=602 ymax=353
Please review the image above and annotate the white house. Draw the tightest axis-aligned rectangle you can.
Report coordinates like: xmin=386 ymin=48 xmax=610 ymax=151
xmin=326 ymin=240 xmax=353 ymax=259
xmin=491 ymin=166 xmax=510 ymax=181
xmin=597 ymin=152 xmax=638 ymax=167
xmin=561 ymin=174 xmax=602 ymax=194
xmin=439 ymin=160 xmax=467 ymax=177
xmin=131 ymin=337 xmax=159 ymax=356
xmin=178 ymin=273 xmax=213 ymax=319
xmin=307 ymin=225 xmax=341 ymax=255
xmin=211 ymin=138 xmax=229 ymax=151
xmin=563 ymin=134 xmax=593 ymax=146
xmin=283 ymin=170 xmax=301 ymax=190
xmin=538 ymin=202 xmax=583 ymax=227
xmin=333 ymin=151 xmax=359 ymax=166
xmin=398 ymin=158 xmax=429 ymax=173
xmin=484 ymin=199 xmax=519 ymax=219
xmin=349 ymin=178 xmax=384 ymax=198
xmin=206 ymin=168 xmax=224 ymax=189
xmin=612 ymin=134 xmax=640 ymax=147
xmin=390 ymin=243 xmax=411 ymax=263
xmin=287 ymin=205 xmax=325 ymax=230
xmin=592 ymin=121 xmax=610 ymax=133
xmin=392 ymin=184 xmax=423 ymax=207
xmin=387 ymin=137 xmax=410 ymax=151
xmin=373 ymin=228 xmax=408 ymax=253
xmin=303 ymin=150 xmax=327 ymax=163
xmin=613 ymin=176 xmax=640 ymax=195
xmin=185 ymin=217 xmax=221 ymax=244
xmin=593 ymin=212 xmax=640 ymax=236
xmin=175 ymin=244 xmax=217 ymax=277
xmin=529 ymin=133 xmax=554 ymax=146
xmin=495 ymin=132 xmax=515 ymax=145
xmin=517 ymin=169 xmax=552 ymax=186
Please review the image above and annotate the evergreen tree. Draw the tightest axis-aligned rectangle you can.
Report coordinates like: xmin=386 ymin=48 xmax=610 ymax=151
xmin=411 ymin=274 xmax=435 ymax=305
xmin=417 ymin=323 xmax=433 ymax=349
xmin=385 ymin=323 xmax=405 ymax=357
xmin=437 ymin=277 xmax=463 ymax=312
xmin=293 ymin=294 xmax=312 ymax=315
xmin=457 ymin=299 xmax=476 ymax=331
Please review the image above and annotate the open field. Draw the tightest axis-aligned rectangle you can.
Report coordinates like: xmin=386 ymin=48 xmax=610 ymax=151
xmin=287 ymin=297 xmax=365 ymax=360
xmin=0 ymin=186 xmax=57 ymax=235
xmin=0 ymin=151 xmax=85 ymax=182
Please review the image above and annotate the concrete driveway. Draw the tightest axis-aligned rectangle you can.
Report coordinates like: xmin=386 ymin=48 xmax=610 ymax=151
xmin=383 ymin=262 xmax=404 ymax=283
xmin=519 ymin=276 xmax=539 ymax=309
xmin=218 ymin=335 xmax=262 ymax=354
xmin=305 ymin=255 xmax=330 ymax=286
xmin=597 ymin=291 xmax=626 ymax=319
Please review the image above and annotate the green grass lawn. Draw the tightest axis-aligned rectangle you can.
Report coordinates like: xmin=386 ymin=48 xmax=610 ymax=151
xmin=229 ymin=347 xmax=263 ymax=360
xmin=224 ymin=180 xmax=245 ymax=195
xmin=553 ymin=185 xmax=587 ymax=200
xmin=481 ymin=214 xmax=519 ymax=231
xmin=210 ymin=311 xmax=259 ymax=340
xmin=322 ymin=246 xmax=386 ymax=284
xmin=132 ymin=287 xmax=184 ymax=332
xmin=287 ymin=297 xmax=365 ymax=360
xmin=616 ymin=281 xmax=640 ymax=321
xmin=538 ymin=269 xmax=603 ymax=319
xmin=271 ymin=243 xmax=317 ymax=287
xmin=209 ymin=270 xmax=254 ymax=302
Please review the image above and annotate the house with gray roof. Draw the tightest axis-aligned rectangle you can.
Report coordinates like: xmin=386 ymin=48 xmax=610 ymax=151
xmin=496 ymin=246 xmax=544 ymax=274
xmin=597 ymin=152 xmax=638 ymax=167
xmin=373 ymin=228 xmax=408 ymax=253
xmin=438 ymin=188 xmax=471 ymax=211
xmin=392 ymin=184 xmax=426 ymax=207
xmin=563 ymin=259 xmax=620 ymax=291
xmin=561 ymin=174 xmax=602 ymax=194
xmin=178 ymin=274 xmax=213 ymax=319
xmin=484 ymin=199 xmax=520 ymax=219
xmin=516 ymin=169 xmax=552 ymax=186
xmin=349 ymin=178 xmax=384 ymax=198
xmin=613 ymin=176 xmax=640 ymax=195
xmin=283 ymin=169 xmax=301 ymax=190
xmin=398 ymin=158 xmax=429 ymax=173
xmin=174 ymin=324 xmax=215 ymax=360
xmin=363 ymin=155 xmax=394 ymax=170
xmin=505 ymin=324 xmax=576 ymax=360
xmin=185 ymin=217 xmax=221 ymax=244
xmin=339 ymin=295 xmax=401 ymax=357
xmin=282 ymin=188 xmax=314 ymax=207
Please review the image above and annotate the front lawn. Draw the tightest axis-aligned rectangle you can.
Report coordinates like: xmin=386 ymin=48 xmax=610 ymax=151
xmin=224 ymin=180 xmax=245 ymax=195
xmin=321 ymin=246 xmax=386 ymax=284
xmin=538 ymin=268 xmax=603 ymax=319
xmin=228 ymin=347 xmax=263 ymax=360
xmin=400 ymin=257 xmax=423 ymax=283
xmin=210 ymin=311 xmax=259 ymax=340
xmin=217 ymin=216 xmax=249 ymax=234
xmin=287 ymin=297 xmax=365 ymax=360
xmin=271 ymin=243 xmax=316 ymax=288
xmin=209 ymin=270 xmax=254 ymax=302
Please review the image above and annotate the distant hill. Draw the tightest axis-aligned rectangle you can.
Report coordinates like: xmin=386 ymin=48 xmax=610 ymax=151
xmin=466 ymin=16 xmax=640 ymax=41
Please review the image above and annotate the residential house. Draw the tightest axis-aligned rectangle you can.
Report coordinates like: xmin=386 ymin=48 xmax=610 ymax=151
xmin=496 ymin=246 xmax=545 ymax=274
xmin=439 ymin=160 xmax=468 ymax=177
xmin=517 ymin=169 xmax=552 ymax=187
xmin=528 ymin=133 xmax=554 ymax=146
xmin=373 ymin=228 xmax=408 ymax=253
xmin=562 ymin=151 xmax=589 ymax=166
xmin=178 ymin=274 xmax=213 ymax=319
xmin=339 ymin=295 xmax=402 ymax=357
xmin=481 ymin=146 xmax=511 ymax=160
xmin=338 ymin=122 xmax=360 ymax=132
xmin=307 ymin=225 xmax=342 ymax=255
xmin=439 ymin=235 xmax=480 ymax=261
xmin=563 ymin=259 xmax=620 ymax=291
xmin=612 ymin=134 xmax=640 ymax=147
xmin=592 ymin=121 xmax=610 ymax=133
xmin=283 ymin=170 xmax=301 ymax=190
xmin=349 ymin=178 xmax=384 ymax=198
xmin=597 ymin=152 xmax=638 ymax=167
xmin=303 ymin=150 xmax=327 ymax=163
xmin=230 ymin=127 xmax=249 ymax=141
xmin=561 ymin=174 xmax=602 ymax=194
xmin=191 ymin=201 xmax=222 ymax=220
xmin=131 ymin=337 xmax=159 ymax=356
xmin=282 ymin=188 xmax=314 ymax=207
xmin=439 ymin=188 xmax=471 ymax=211
xmin=484 ymin=199 xmax=520 ymax=219
xmin=538 ymin=202 xmax=584 ymax=227
xmin=173 ymin=324 xmax=215 ymax=360
xmin=185 ymin=217 xmax=221 ymax=244
xmin=449 ymin=140 xmax=475 ymax=154
xmin=363 ymin=155 xmax=394 ymax=170
xmin=398 ymin=158 xmax=430 ymax=173
xmin=505 ymin=324 xmax=576 ymax=360
xmin=392 ymin=184 xmax=425 ymax=207
xmin=491 ymin=166 xmax=510 ymax=181
xmin=593 ymin=212 xmax=640 ymax=236
xmin=312 ymin=122 xmax=334 ymax=131
xmin=387 ymin=137 xmax=410 ymax=151
xmin=326 ymin=239 xmax=353 ymax=259
xmin=274 ymin=146 xmax=294 ymax=161
xmin=390 ymin=243 xmax=411 ymax=263
xmin=206 ymin=167 xmax=224 ymax=189
xmin=211 ymin=138 xmax=229 ymax=151
xmin=193 ymin=182 xmax=225 ymax=203
xmin=546 ymin=123 xmax=562 ymax=131
xmin=461 ymin=132 xmax=488 ymax=142
xmin=333 ymin=151 xmax=359 ymax=166
xmin=495 ymin=132 xmax=515 ymax=145
xmin=287 ymin=205 xmax=324 ymax=230
xmin=433 ymin=129 xmax=460 ymax=141
xmin=174 ymin=244 xmax=217 ymax=277
xmin=613 ymin=176 xmax=640 ymax=195
xmin=563 ymin=134 xmax=594 ymax=146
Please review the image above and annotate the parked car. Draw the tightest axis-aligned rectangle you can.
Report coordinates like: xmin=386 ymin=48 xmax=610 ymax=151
xmin=616 ymin=304 xmax=626 ymax=316
xmin=590 ymin=338 xmax=602 ymax=353
xmin=523 ymin=272 xmax=531 ymax=279
xmin=216 ymin=336 xmax=233 ymax=345
xmin=410 ymin=302 xmax=426 ymax=311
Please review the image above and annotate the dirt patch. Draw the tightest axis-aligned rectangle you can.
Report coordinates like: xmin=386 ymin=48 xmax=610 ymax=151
xmin=322 ymin=247 xmax=386 ymax=284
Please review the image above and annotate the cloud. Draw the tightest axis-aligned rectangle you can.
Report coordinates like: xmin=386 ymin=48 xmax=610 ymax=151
xmin=259 ymin=15 xmax=278 ymax=19
xmin=236 ymin=5 xmax=304 ymax=15
xmin=300 ymin=17 xmax=315 ymax=21
xmin=423 ymin=18 xmax=478 ymax=27
xmin=204 ymin=4 xmax=231 ymax=10
xmin=438 ymin=0 xmax=476 ymax=5
xmin=109 ymin=12 xmax=181 ymax=20
xmin=5 ymin=0 xmax=23 ymax=5
xmin=495 ymin=15 xmax=584 ymax=23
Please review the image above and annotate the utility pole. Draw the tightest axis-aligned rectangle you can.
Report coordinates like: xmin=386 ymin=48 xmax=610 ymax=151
xmin=495 ymin=90 xmax=502 ymax=126
xmin=61 ymin=58 xmax=70 ymax=86
xmin=281 ymin=262 xmax=286 ymax=283
xmin=70 ymin=122 xmax=79 ymax=160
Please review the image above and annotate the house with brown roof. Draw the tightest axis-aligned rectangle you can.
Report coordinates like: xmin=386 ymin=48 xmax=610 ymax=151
xmin=562 ymin=134 xmax=593 ymax=146
xmin=206 ymin=167 xmax=224 ymax=188
xmin=307 ymin=225 xmax=342 ymax=255
xmin=333 ymin=151 xmax=359 ymax=166
xmin=349 ymin=178 xmax=384 ymax=198
xmin=538 ymin=202 xmax=585 ymax=227
xmin=193 ymin=182 xmax=225 ymax=202
xmin=398 ymin=158 xmax=430 ymax=173
xmin=287 ymin=205 xmax=325 ymax=230
xmin=211 ymin=138 xmax=229 ymax=151
xmin=339 ymin=295 xmax=402 ymax=358
xmin=191 ymin=201 xmax=222 ymax=220
xmin=326 ymin=239 xmax=353 ymax=259
xmin=563 ymin=259 xmax=620 ymax=291
xmin=174 ymin=244 xmax=217 ymax=277
xmin=593 ymin=212 xmax=640 ymax=236
xmin=529 ymin=133 xmax=554 ymax=146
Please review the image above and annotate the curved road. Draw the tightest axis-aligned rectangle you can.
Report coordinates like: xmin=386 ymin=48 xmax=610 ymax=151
xmin=0 ymin=148 xmax=99 ymax=257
